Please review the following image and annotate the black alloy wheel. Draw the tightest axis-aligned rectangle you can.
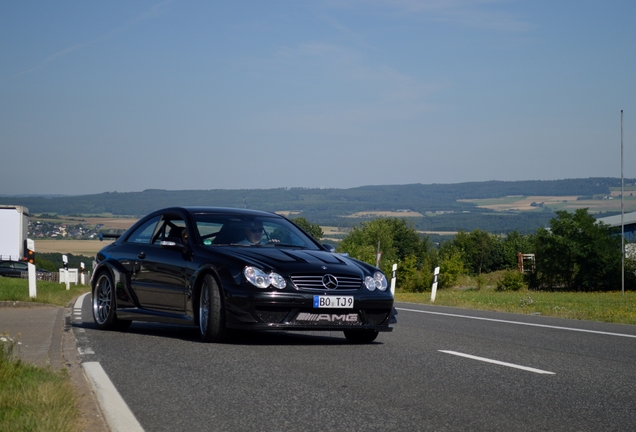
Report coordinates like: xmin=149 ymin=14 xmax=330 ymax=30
xmin=199 ymin=274 xmax=227 ymax=342
xmin=92 ymin=272 xmax=131 ymax=331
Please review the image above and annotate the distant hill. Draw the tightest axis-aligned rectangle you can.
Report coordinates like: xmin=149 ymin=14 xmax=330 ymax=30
xmin=1 ymin=178 xmax=631 ymax=234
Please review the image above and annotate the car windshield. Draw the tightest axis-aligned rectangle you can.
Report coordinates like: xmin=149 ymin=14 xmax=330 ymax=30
xmin=193 ymin=212 xmax=321 ymax=250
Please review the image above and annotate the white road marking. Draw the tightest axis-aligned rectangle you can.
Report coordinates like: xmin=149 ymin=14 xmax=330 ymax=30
xmin=439 ymin=350 xmax=556 ymax=375
xmin=397 ymin=307 xmax=636 ymax=339
xmin=74 ymin=292 xmax=144 ymax=431
xmin=74 ymin=292 xmax=88 ymax=310
xmin=83 ymin=362 xmax=145 ymax=432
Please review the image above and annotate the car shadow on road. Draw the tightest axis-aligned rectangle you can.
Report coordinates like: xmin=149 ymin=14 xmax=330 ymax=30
xmin=74 ymin=320 xmax=382 ymax=346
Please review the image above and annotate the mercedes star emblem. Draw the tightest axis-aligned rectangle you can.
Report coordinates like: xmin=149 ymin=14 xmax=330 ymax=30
xmin=322 ymin=274 xmax=338 ymax=289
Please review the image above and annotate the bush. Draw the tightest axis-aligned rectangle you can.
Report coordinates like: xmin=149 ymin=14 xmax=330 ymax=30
xmin=496 ymin=270 xmax=526 ymax=291
xmin=397 ymin=255 xmax=432 ymax=292
xmin=439 ymin=250 xmax=466 ymax=289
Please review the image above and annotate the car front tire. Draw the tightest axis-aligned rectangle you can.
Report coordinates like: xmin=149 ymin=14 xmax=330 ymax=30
xmin=343 ymin=330 xmax=379 ymax=344
xmin=199 ymin=274 xmax=227 ymax=342
xmin=92 ymin=272 xmax=131 ymax=331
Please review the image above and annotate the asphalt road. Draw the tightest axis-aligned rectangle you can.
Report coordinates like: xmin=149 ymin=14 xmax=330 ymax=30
xmin=76 ymin=298 xmax=636 ymax=431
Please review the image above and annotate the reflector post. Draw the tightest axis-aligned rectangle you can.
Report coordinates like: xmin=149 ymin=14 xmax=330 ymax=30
xmin=23 ymin=239 xmax=35 ymax=264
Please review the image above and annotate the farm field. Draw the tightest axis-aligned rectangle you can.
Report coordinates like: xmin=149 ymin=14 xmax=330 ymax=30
xmin=420 ymin=231 xmax=458 ymax=235
xmin=460 ymin=195 xmax=636 ymax=213
xmin=344 ymin=210 xmax=423 ymax=218
xmin=83 ymin=217 xmax=138 ymax=229
xmin=32 ymin=215 xmax=138 ymax=230
xmin=34 ymin=239 xmax=113 ymax=255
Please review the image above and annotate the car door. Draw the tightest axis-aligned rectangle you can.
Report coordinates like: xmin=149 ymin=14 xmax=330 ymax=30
xmin=13 ymin=261 xmax=28 ymax=277
xmin=131 ymin=214 xmax=189 ymax=313
xmin=0 ymin=261 xmax=22 ymax=277
xmin=117 ymin=215 xmax=161 ymax=309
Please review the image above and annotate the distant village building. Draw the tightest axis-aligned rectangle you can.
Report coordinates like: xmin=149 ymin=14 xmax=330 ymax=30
xmin=596 ymin=212 xmax=636 ymax=242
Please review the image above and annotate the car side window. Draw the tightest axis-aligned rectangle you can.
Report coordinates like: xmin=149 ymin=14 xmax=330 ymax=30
xmin=197 ymin=221 xmax=224 ymax=245
xmin=153 ymin=218 xmax=187 ymax=244
xmin=126 ymin=216 xmax=161 ymax=244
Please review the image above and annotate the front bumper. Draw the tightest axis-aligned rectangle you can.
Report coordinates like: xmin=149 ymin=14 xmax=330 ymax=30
xmin=224 ymin=290 xmax=395 ymax=332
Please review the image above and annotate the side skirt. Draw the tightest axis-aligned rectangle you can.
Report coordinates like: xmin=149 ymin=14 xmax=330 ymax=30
xmin=116 ymin=308 xmax=196 ymax=326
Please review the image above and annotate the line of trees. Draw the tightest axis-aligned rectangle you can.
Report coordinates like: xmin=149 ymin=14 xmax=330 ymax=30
xmin=335 ymin=209 xmax=636 ymax=292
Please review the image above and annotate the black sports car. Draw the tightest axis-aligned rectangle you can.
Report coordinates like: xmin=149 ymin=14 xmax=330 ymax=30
xmin=91 ymin=207 xmax=395 ymax=343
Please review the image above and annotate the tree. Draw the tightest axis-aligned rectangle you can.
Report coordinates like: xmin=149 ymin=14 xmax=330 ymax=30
xmin=441 ymin=229 xmax=535 ymax=276
xmin=399 ymin=255 xmax=432 ymax=292
xmin=337 ymin=218 xmax=434 ymax=291
xmin=436 ymin=244 xmax=466 ymax=288
xmin=501 ymin=231 xmax=535 ymax=270
xmin=291 ymin=217 xmax=323 ymax=240
xmin=451 ymin=229 xmax=502 ymax=275
xmin=530 ymin=209 xmax=630 ymax=291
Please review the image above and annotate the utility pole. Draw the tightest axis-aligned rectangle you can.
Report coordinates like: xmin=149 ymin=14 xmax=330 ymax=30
xmin=621 ymin=110 xmax=625 ymax=296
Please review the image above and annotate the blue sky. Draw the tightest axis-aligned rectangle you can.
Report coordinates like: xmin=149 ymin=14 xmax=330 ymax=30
xmin=1 ymin=0 xmax=634 ymax=195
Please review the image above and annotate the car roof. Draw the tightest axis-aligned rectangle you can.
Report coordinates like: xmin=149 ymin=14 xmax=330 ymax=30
xmin=163 ymin=206 xmax=281 ymax=218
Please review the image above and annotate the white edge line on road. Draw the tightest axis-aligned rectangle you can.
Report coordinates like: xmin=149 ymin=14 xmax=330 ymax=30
xmin=439 ymin=350 xmax=556 ymax=375
xmin=73 ymin=292 xmax=145 ymax=432
xmin=83 ymin=362 xmax=145 ymax=432
xmin=74 ymin=292 xmax=88 ymax=311
xmin=397 ymin=307 xmax=636 ymax=339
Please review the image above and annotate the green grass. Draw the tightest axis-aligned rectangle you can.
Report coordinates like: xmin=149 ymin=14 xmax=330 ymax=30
xmin=0 ymin=278 xmax=89 ymax=431
xmin=0 ymin=278 xmax=90 ymax=306
xmin=396 ymin=289 xmax=636 ymax=325
xmin=0 ymin=334 xmax=79 ymax=432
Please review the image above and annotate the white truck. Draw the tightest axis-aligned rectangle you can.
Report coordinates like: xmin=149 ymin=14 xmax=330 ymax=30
xmin=0 ymin=205 xmax=29 ymax=261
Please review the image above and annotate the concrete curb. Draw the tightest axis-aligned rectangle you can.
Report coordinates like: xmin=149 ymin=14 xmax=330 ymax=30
xmin=0 ymin=300 xmax=53 ymax=308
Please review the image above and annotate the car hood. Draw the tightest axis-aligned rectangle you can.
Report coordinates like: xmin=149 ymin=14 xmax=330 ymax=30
xmin=214 ymin=247 xmax=369 ymax=276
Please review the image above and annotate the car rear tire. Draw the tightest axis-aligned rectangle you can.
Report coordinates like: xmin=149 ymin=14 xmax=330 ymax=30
xmin=92 ymin=272 xmax=131 ymax=331
xmin=343 ymin=330 xmax=379 ymax=344
xmin=199 ymin=274 xmax=227 ymax=342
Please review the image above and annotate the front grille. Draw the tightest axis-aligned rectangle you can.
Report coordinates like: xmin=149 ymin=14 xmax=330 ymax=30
xmin=290 ymin=274 xmax=362 ymax=291
xmin=255 ymin=307 xmax=290 ymax=324
xmin=364 ymin=310 xmax=391 ymax=325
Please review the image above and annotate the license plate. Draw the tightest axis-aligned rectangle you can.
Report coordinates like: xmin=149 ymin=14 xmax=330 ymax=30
xmin=313 ymin=295 xmax=354 ymax=308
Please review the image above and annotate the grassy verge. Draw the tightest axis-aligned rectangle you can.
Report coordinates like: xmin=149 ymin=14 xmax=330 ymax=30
xmin=0 ymin=334 xmax=79 ymax=432
xmin=0 ymin=278 xmax=90 ymax=306
xmin=396 ymin=289 xmax=636 ymax=325
xmin=0 ymin=278 xmax=89 ymax=432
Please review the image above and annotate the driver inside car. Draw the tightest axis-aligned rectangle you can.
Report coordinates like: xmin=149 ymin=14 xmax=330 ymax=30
xmin=238 ymin=221 xmax=265 ymax=245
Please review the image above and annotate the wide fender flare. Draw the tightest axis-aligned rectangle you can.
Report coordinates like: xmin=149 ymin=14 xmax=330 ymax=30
xmin=189 ymin=264 xmax=238 ymax=322
xmin=92 ymin=259 xmax=136 ymax=308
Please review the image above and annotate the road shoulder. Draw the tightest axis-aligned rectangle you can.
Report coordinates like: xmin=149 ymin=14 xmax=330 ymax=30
xmin=63 ymin=297 xmax=110 ymax=432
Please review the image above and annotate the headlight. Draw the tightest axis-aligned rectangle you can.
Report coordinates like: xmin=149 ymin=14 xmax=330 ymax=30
xmin=244 ymin=266 xmax=287 ymax=290
xmin=364 ymin=272 xmax=388 ymax=292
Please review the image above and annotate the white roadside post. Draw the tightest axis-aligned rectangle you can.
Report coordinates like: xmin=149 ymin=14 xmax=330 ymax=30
xmin=390 ymin=263 xmax=397 ymax=295
xmin=80 ymin=262 xmax=85 ymax=285
xmin=430 ymin=266 xmax=440 ymax=302
xmin=26 ymin=238 xmax=36 ymax=298
xmin=63 ymin=254 xmax=70 ymax=290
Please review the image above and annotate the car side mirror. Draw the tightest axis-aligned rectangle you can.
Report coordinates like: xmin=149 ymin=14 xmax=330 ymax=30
xmin=160 ymin=240 xmax=187 ymax=253
xmin=322 ymin=244 xmax=336 ymax=253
